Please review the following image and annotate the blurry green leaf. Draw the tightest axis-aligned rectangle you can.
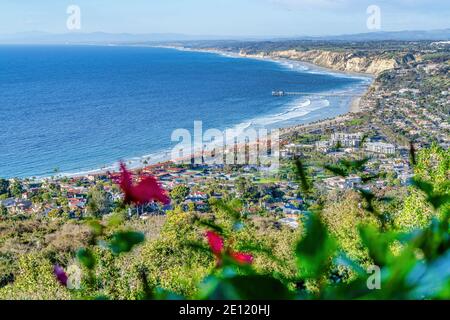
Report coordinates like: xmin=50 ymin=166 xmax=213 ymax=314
xmin=375 ymin=229 xmax=446 ymax=299
xmin=193 ymin=217 xmax=224 ymax=234
xmin=109 ymin=231 xmax=145 ymax=255
xmin=359 ymin=225 xmax=391 ymax=266
xmin=137 ymin=268 xmax=153 ymax=300
xmin=379 ymin=196 xmax=394 ymax=203
xmin=199 ymin=275 xmax=293 ymax=300
xmin=325 ymin=157 xmax=370 ymax=177
xmin=153 ymin=288 xmax=185 ymax=300
xmin=324 ymin=277 xmax=374 ymax=300
xmin=411 ymin=218 xmax=449 ymax=261
xmin=428 ymin=194 xmax=450 ymax=210
xmin=324 ymin=164 xmax=348 ymax=177
xmin=358 ymin=189 xmax=376 ymax=213
xmin=293 ymin=158 xmax=311 ymax=195
xmin=360 ymin=134 xmax=369 ymax=147
xmin=296 ymin=214 xmax=337 ymax=279
xmin=409 ymin=141 xmax=417 ymax=167
xmin=76 ymin=248 xmax=96 ymax=270
xmin=411 ymin=178 xmax=434 ymax=197
xmin=437 ymin=279 xmax=450 ymax=299
xmin=361 ymin=173 xmax=380 ymax=183
xmin=407 ymin=251 xmax=450 ymax=299
xmin=334 ymin=253 xmax=366 ymax=276
xmin=340 ymin=158 xmax=369 ymax=173
xmin=215 ymin=200 xmax=241 ymax=222
xmin=412 ymin=178 xmax=450 ymax=210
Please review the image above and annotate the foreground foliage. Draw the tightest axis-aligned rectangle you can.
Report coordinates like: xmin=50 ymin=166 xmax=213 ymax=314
xmin=0 ymin=146 xmax=449 ymax=300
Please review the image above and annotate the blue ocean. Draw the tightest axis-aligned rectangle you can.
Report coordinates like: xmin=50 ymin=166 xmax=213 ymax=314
xmin=0 ymin=45 xmax=371 ymax=178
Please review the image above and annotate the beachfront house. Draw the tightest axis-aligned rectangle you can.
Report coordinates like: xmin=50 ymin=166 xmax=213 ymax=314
xmin=0 ymin=198 xmax=32 ymax=214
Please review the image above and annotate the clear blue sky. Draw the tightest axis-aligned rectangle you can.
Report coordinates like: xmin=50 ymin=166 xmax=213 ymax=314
xmin=0 ymin=0 xmax=449 ymax=36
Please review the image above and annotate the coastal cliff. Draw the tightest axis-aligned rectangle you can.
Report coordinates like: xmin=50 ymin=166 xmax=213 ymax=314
xmin=240 ymin=49 xmax=397 ymax=75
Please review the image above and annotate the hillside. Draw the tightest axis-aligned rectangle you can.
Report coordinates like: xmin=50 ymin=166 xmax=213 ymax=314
xmin=239 ymin=49 xmax=398 ymax=75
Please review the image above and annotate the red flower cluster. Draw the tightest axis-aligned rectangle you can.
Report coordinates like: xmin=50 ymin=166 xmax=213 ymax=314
xmin=118 ymin=163 xmax=170 ymax=206
xmin=205 ymin=231 xmax=253 ymax=265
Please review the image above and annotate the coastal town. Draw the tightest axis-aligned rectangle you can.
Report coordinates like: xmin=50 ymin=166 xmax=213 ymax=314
xmin=1 ymin=41 xmax=448 ymax=232
xmin=2 ymin=0 xmax=450 ymax=303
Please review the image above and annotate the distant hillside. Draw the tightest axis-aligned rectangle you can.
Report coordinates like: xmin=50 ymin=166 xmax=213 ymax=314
xmin=0 ymin=29 xmax=449 ymax=44
xmin=0 ymin=32 xmax=243 ymax=44
xmin=300 ymin=29 xmax=450 ymax=42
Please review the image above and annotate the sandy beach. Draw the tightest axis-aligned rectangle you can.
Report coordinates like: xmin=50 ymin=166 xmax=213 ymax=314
xmin=38 ymin=45 xmax=373 ymax=180
xmin=349 ymin=96 xmax=362 ymax=113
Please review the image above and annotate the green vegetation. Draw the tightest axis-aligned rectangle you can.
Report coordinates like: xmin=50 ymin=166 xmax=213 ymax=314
xmin=395 ymin=145 xmax=449 ymax=230
xmin=86 ymin=183 xmax=113 ymax=218
xmin=0 ymin=145 xmax=448 ymax=300
xmin=170 ymin=185 xmax=190 ymax=204
xmin=345 ymin=117 xmax=368 ymax=127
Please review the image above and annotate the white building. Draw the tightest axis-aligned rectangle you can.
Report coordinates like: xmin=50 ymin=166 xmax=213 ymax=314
xmin=365 ymin=142 xmax=396 ymax=155
xmin=331 ymin=133 xmax=363 ymax=148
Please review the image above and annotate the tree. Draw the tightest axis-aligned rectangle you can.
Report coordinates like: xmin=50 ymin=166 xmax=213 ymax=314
xmin=86 ymin=184 xmax=112 ymax=218
xmin=8 ymin=180 xmax=23 ymax=198
xmin=259 ymin=184 xmax=284 ymax=200
xmin=170 ymin=185 xmax=190 ymax=204
xmin=0 ymin=179 xmax=9 ymax=196
xmin=47 ymin=208 xmax=62 ymax=218
xmin=395 ymin=145 xmax=449 ymax=230
xmin=187 ymin=202 xmax=196 ymax=212
xmin=235 ymin=177 xmax=260 ymax=202
xmin=395 ymin=190 xmax=433 ymax=230
xmin=322 ymin=190 xmax=380 ymax=263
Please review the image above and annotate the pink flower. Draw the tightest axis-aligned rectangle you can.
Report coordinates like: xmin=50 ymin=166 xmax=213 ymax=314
xmin=119 ymin=163 xmax=170 ymax=206
xmin=206 ymin=231 xmax=224 ymax=256
xmin=205 ymin=231 xmax=253 ymax=265
xmin=230 ymin=252 xmax=254 ymax=265
xmin=53 ymin=265 xmax=68 ymax=287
